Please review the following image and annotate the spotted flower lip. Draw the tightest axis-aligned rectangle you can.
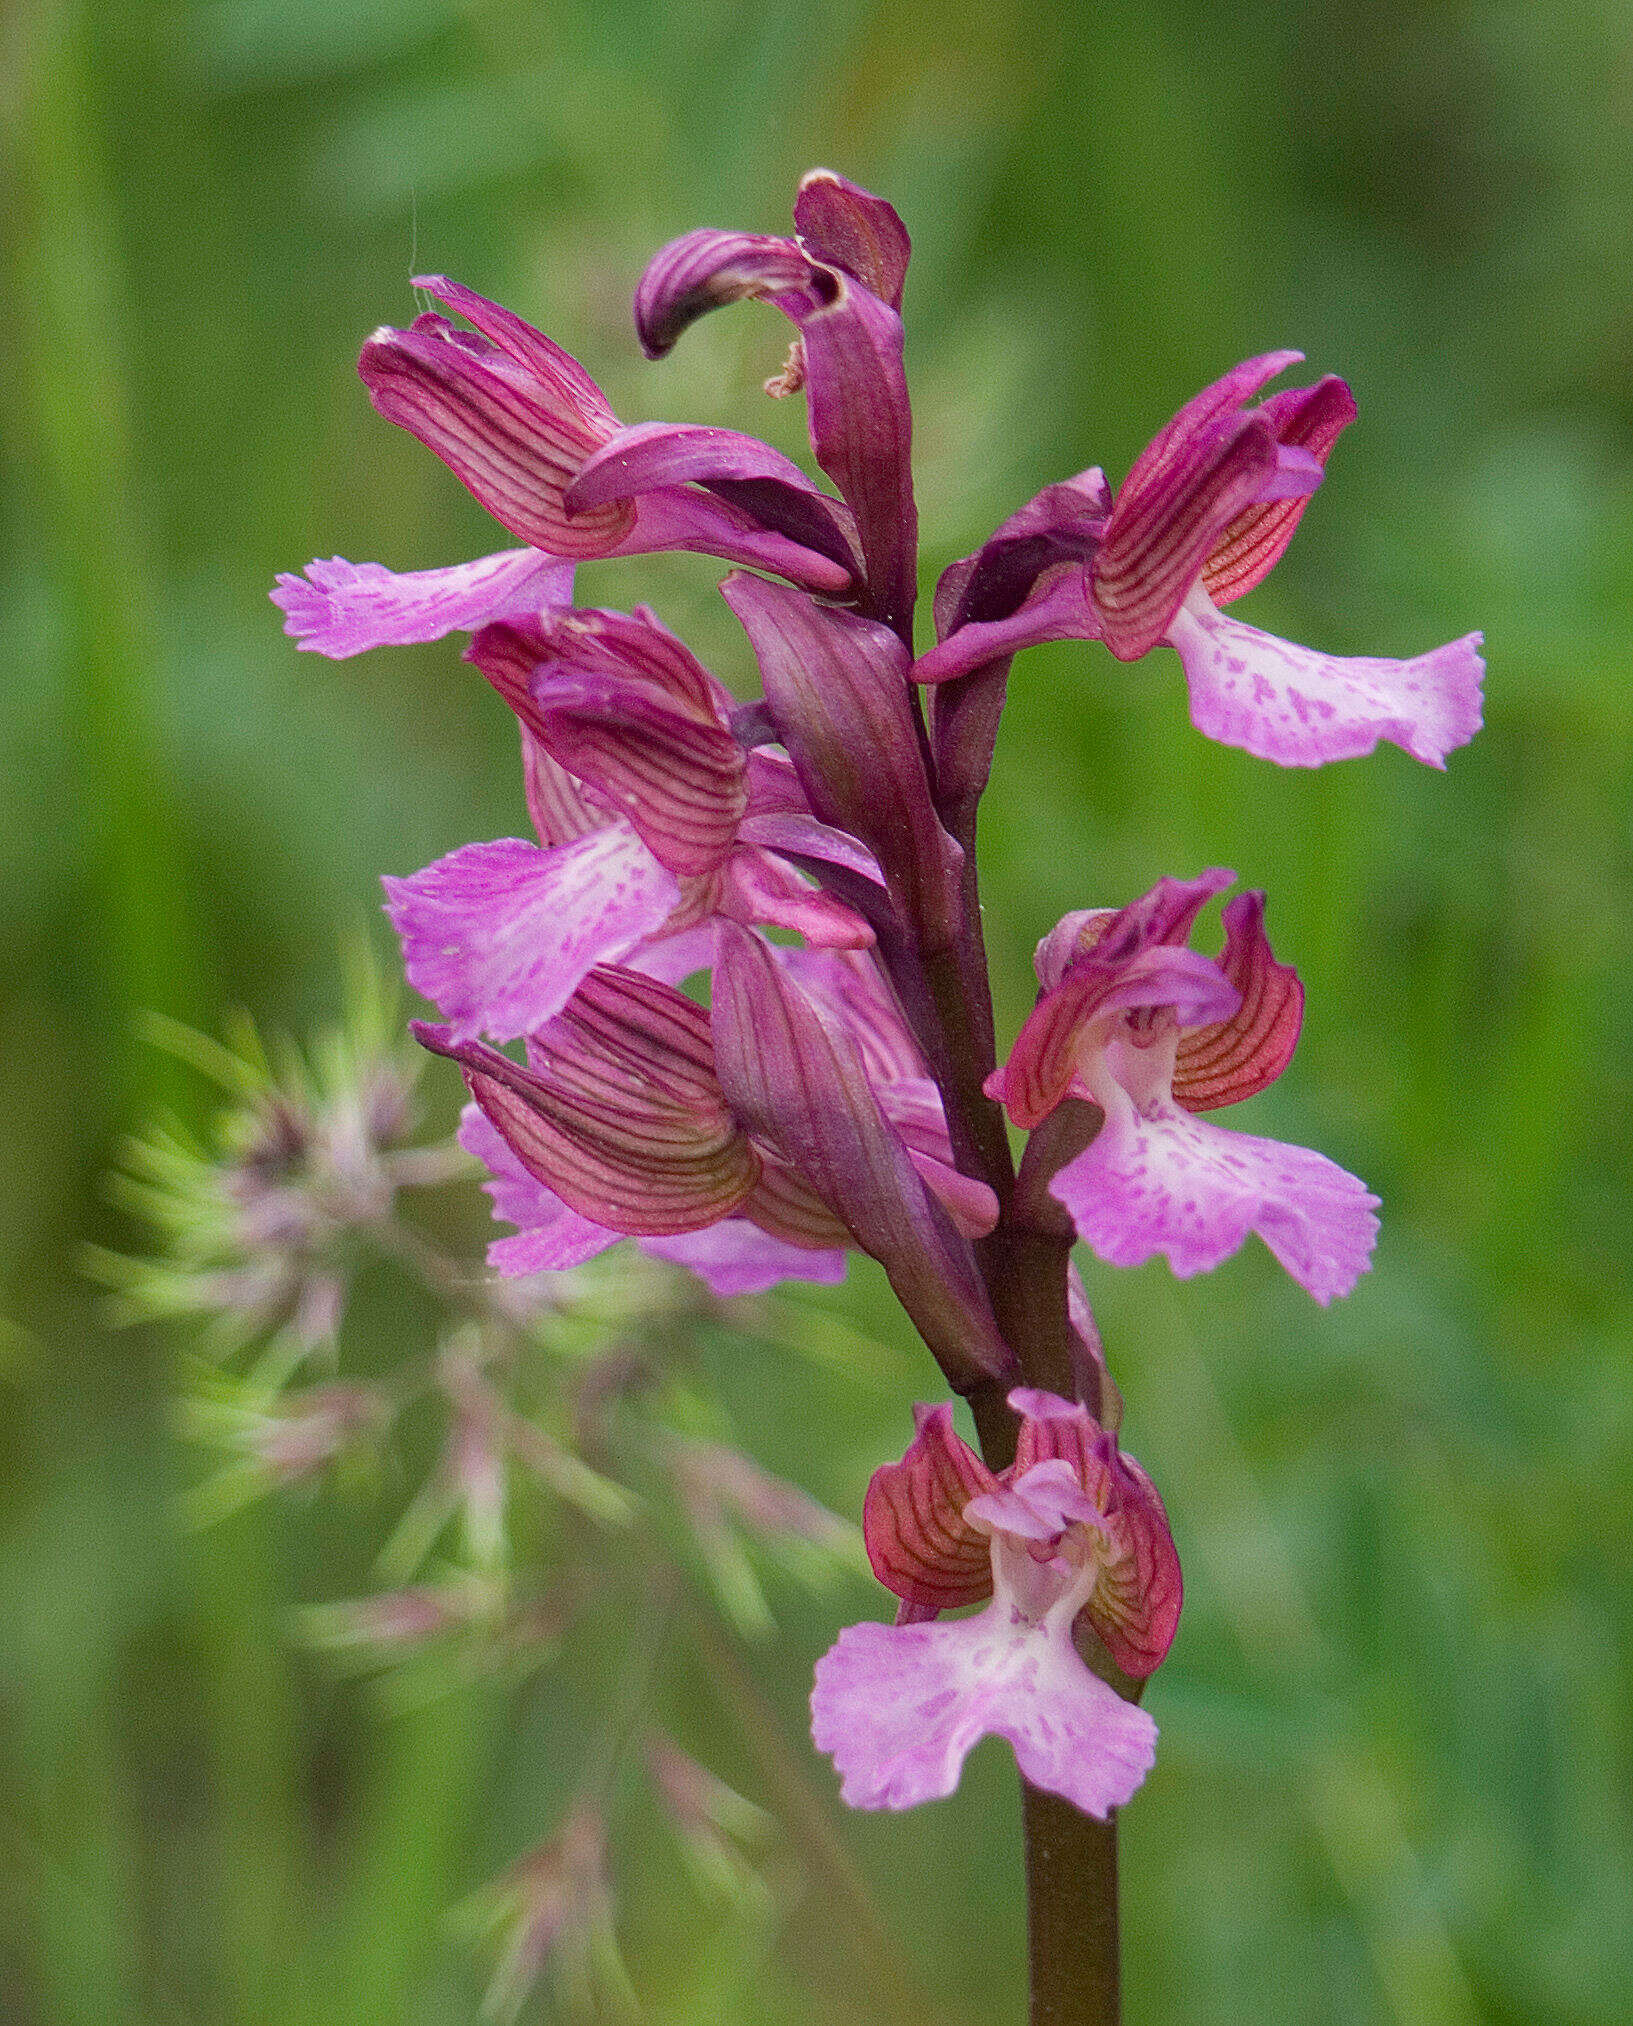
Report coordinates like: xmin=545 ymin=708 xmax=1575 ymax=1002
xmin=914 ymin=354 xmax=1484 ymax=771
xmin=987 ymin=871 xmax=1379 ymax=1303
xmin=810 ymin=1389 xmax=1177 ymax=1816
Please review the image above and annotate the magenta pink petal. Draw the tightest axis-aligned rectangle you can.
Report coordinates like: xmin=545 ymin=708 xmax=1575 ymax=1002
xmin=272 ymin=550 xmax=575 ymax=658
xmin=382 ymin=831 xmax=679 ymax=1042
xmin=1049 ymin=1095 xmax=1380 ymax=1305
xmin=810 ymin=1608 xmax=1157 ymax=1816
xmin=1168 ymin=592 xmax=1486 ymax=769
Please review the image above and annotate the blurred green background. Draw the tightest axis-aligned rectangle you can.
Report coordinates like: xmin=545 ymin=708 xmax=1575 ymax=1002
xmin=4 ymin=0 xmax=1632 ymax=2019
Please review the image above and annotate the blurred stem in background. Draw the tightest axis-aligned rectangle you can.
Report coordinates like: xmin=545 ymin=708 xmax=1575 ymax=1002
xmin=10 ymin=0 xmax=203 ymax=1102
xmin=8 ymin=10 xmax=306 ymax=2025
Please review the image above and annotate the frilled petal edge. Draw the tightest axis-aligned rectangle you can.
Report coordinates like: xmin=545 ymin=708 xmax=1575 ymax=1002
xmin=1050 ymin=1095 xmax=1380 ymax=1304
xmin=382 ymin=831 xmax=680 ymax=1043
xmin=1168 ymin=590 xmax=1484 ymax=770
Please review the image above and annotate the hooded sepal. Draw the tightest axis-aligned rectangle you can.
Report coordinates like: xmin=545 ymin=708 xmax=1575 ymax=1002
xmin=792 ymin=169 xmax=910 ymax=311
xmin=1172 ymin=890 xmax=1303 ymax=1110
xmin=636 ymin=205 xmax=917 ymax=638
xmin=1092 ymin=351 xmax=1320 ymax=661
xmin=413 ymin=966 xmax=761 ymax=1235
xmin=860 ymin=1402 xmax=997 ymax=1612
xmin=528 ymin=669 xmax=747 ymax=878
xmin=460 ymin=1101 xmax=845 ymax=1293
xmin=1009 ymin=1390 xmax=1181 ymax=1678
xmin=360 ymin=281 xmax=630 ymax=556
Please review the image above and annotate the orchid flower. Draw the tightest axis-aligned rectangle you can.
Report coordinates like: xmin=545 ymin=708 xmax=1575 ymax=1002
xmin=916 ymin=353 xmax=1484 ymax=770
xmin=987 ymin=869 xmax=1379 ymax=1303
xmin=382 ymin=603 xmax=880 ymax=1044
xmin=272 ymin=276 xmax=857 ymax=660
xmin=416 ymin=943 xmax=1002 ymax=1309
xmin=812 ymin=1390 xmax=1178 ymax=1815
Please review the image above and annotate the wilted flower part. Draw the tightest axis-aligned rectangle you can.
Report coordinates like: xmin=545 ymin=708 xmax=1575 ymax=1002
xmin=916 ymin=354 xmax=1483 ymax=769
xmin=988 ymin=871 xmax=1379 ymax=1302
xmin=812 ymin=1390 xmax=1175 ymax=1815
xmin=636 ymin=170 xmax=917 ymax=639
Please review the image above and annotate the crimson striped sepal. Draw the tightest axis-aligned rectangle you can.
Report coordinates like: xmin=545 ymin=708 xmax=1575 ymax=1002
xmin=1090 ymin=352 xmax=1323 ymax=662
xmin=1173 ymin=891 xmax=1304 ymax=1113
xmin=990 ymin=870 xmax=1245 ymax=1129
xmin=528 ymin=670 xmax=747 ymax=879
xmin=989 ymin=945 xmax=1236 ymax=1131
xmin=412 ymin=967 xmax=759 ymax=1236
xmin=860 ymin=1390 xmax=1183 ymax=1678
xmin=524 ymin=605 xmax=745 ymax=879
xmin=1201 ymin=375 xmax=1356 ymax=606
xmin=360 ymin=279 xmax=633 ymax=557
xmin=861 ymin=1404 xmax=998 ymax=1613
xmin=1010 ymin=1390 xmax=1182 ymax=1679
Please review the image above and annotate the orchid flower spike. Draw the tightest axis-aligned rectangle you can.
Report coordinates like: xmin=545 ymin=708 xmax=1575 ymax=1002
xmin=272 ymin=276 xmax=857 ymax=659
xmin=916 ymin=353 xmax=1484 ymax=770
xmin=987 ymin=870 xmax=1380 ymax=1303
xmin=812 ymin=1391 xmax=1179 ymax=1815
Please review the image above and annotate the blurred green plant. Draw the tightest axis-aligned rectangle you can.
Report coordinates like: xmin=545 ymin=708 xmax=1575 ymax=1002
xmin=91 ymin=950 xmax=918 ymax=2019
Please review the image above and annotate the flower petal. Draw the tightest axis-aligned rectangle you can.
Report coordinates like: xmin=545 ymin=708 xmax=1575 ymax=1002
xmin=1049 ymin=1092 xmax=1380 ymax=1304
xmin=360 ymin=307 xmax=629 ymax=555
xmin=1167 ymin=590 xmax=1485 ymax=769
xmin=793 ymin=169 xmax=911 ymax=311
xmin=607 ymin=485 xmax=856 ymax=592
xmin=382 ymin=831 xmax=680 ymax=1042
xmin=1172 ymin=891 xmax=1304 ymax=1111
xmin=1033 ymin=868 xmax=1236 ymax=992
xmin=643 ymin=1221 xmax=847 ymax=1295
xmin=271 ymin=550 xmax=574 ymax=658
xmin=458 ymin=1102 xmax=619 ymax=1274
xmin=565 ymin=420 xmax=859 ymax=585
xmin=932 ymin=468 xmax=1112 ymax=640
xmin=1093 ymin=413 xmax=1288 ymax=661
xmin=634 ymin=231 xmax=819 ymax=358
xmin=988 ymin=944 xmax=1237 ymax=1130
xmin=717 ymin=845 xmax=877 ymax=950
xmin=811 ymin=1607 xmax=1157 ymax=1815
xmin=414 ymin=967 xmax=762 ymax=1235
xmin=911 ymin=565 xmax=1101 ymax=686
